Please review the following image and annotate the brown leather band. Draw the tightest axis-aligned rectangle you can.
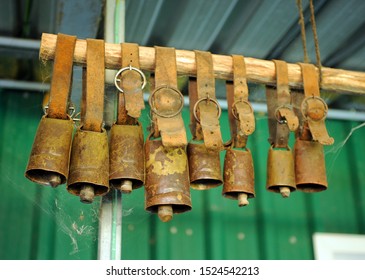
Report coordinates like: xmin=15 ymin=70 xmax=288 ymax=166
xmin=188 ymin=77 xmax=203 ymax=140
xmin=47 ymin=33 xmax=76 ymax=119
xmin=226 ymin=55 xmax=255 ymax=148
xmin=82 ymin=39 xmax=105 ymax=132
xmin=267 ymin=60 xmax=298 ymax=148
xmin=299 ymin=63 xmax=334 ymax=145
xmin=150 ymin=46 xmax=187 ymax=147
xmin=195 ymin=50 xmax=223 ymax=150
xmin=116 ymin=43 xmax=145 ymax=123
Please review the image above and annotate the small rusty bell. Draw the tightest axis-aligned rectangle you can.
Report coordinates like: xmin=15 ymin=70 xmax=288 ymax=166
xmin=187 ymin=142 xmax=223 ymax=190
xmin=294 ymin=138 xmax=327 ymax=192
xmin=25 ymin=116 xmax=74 ymax=187
xmin=145 ymin=139 xmax=192 ymax=222
xmin=266 ymin=147 xmax=296 ymax=198
xmin=109 ymin=124 xmax=144 ymax=193
xmin=223 ymin=148 xmax=255 ymax=207
xmin=67 ymin=128 xmax=110 ymax=203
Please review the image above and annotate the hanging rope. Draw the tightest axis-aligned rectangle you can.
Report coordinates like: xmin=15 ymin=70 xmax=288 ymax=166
xmin=296 ymin=0 xmax=309 ymax=63
xmin=309 ymin=0 xmax=323 ymax=86
xmin=296 ymin=0 xmax=323 ymax=87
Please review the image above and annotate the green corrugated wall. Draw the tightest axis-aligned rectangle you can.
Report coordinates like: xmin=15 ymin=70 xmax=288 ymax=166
xmin=1 ymin=90 xmax=364 ymax=260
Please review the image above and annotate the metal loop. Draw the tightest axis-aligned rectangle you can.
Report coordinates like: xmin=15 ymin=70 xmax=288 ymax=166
xmin=274 ymin=105 xmax=293 ymax=124
xmin=301 ymin=96 xmax=328 ymax=121
xmin=231 ymin=99 xmax=253 ymax=120
xmin=149 ymin=85 xmax=184 ymax=118
xmin=43 ymin=103 xmax=76 ymax=118
xmin=193 ymin=97 xmax=222 ymax=123
xmin=114 ymin=65 xmax=147 ymax=93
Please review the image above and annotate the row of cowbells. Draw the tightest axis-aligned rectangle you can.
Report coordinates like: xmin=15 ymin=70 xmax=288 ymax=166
xmin=25 ymin=115 xmax=327 ymax=221
xmin=266 ymin=139 xmax=327 ymax=197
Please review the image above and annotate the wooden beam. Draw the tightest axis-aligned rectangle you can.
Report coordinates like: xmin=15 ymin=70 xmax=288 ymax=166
xmin=40 ymin=33 xmax=365 ymax=95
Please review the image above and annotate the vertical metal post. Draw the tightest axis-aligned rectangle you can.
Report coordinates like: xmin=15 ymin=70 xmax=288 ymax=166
xmin=97 ymin=0 xmax=125 ymax=260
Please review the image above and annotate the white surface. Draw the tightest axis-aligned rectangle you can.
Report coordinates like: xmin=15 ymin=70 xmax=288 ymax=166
xmin=313 ymin=232 xmax=365 ymax=260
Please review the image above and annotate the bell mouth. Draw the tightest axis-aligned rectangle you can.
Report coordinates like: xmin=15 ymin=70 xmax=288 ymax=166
xmin=296 ymin=183 xmax=327 ymax=193
xmin=110 ymin=178 xmax=144 ymax=193
xmin=190 ymin=179 xmax=222 ymax=190
xmin=67 ymin=182 xmax=109 ymax=197
xmin=25 ymin=170 xmax=66 ymax=187
xmin=146 ymin=203 xmax=192 ymax=215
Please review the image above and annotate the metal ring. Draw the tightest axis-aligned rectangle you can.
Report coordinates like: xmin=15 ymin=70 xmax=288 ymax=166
xmin=114 ymin=65 xmax=147 ymax=93
xmin=149 ymin=85 xmax=184 ymax=118
xmin=274 ymin=105 xmax=293 ymax=124
xmin=231 ymin=99 xmax=253 ymax=120
xmin=300 ymin=96 xmax=328 ymax=121
xmin=193 ymin=97 xmax=222 ymax=123
xmin=42 ymin=103 xmax=76 ymax=118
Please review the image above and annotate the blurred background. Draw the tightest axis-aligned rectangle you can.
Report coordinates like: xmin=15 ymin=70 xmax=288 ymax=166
xmin=0 ymin=0 xmax=365 ymax=260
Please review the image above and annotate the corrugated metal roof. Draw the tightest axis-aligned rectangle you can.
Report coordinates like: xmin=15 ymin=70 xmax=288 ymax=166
xmin=1 ymin=0 xmax=365 ymax=109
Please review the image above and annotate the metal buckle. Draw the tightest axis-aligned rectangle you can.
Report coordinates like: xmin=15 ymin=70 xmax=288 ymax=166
xmin=114 ymin=65 xmax=147 ymax=93
xmin=193 ymin=96 xmax=222 ymax=123
xmin=149 ymin=85 xmax=184 ymax=118
xmin=232 ymin=99 xmax=253 ymax=120
xmin=301 ymin=96 xmax=328 ymax=121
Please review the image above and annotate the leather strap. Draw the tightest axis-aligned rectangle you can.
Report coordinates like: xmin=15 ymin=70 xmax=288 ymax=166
xmin=226 ymin=55 xmax=255 ymax=148
xmin=149 ymin=46 xmax=187 ymax=147
xmin=266 ymin=60 xmax=298 ymax=148
xmin=195 ymin=50 xmax=223 ymax=151
xmin=188 ymin=77 xmax=203 ymax=140
xmin=116 ymin=43 xmax=145 ymax=124
xmin=47 ymin=33 xmax=76 ymax=119
xmin=299 ymin=63 xmax=334 ymax=145
xmin=82 ymin=39 xmax=105 ymax=132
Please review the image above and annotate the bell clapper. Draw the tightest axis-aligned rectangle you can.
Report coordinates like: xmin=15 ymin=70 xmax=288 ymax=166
xmin=238 ymin=193 xmax=249 ymax=207
xmin=158 ymin=205 xmax=173 ymax=222
xmin=49 ymin=174 xmax=62 ymax=188
xmin=280 ymin=187 xmax=291 ymax=198
xmin=120 ymin=180 xmax=133 ymax=194
xmin=80 ymin=184 xmax=95 ymax=204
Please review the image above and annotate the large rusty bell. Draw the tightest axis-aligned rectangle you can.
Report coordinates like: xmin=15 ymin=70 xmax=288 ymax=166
xmin=223 ymin=148 xmax=255 ymax=206
xmin=266 ymin=147 xmax=296 ymax=198
xmin=294 ymin=138 xmax=327 ymax=192
xmin=187 ymin=142 xmax=223 ymax=190
xmin=25 ymin=115 xmax=74 ymax=187
xmin=67 ymin=128 xmax=110 ymax=203
xmin=145 ymin=139 xmax=192 ymax=222
xmin=109 ymin=124 xmax=145 ymax=193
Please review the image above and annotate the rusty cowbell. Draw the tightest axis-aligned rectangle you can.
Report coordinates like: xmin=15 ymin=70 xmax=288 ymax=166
xmin=109 ymin=42 xmax=146 ymax=193
xmin=25 ymin=116 xmax=74 ymax=187
xmin=67 ymin=38 xmax=110 ymax=204
xmin=109 ymin=124 xmax=145 ymax=193
xmin=292 ymin=63 xmax=331 ymax=192
xmin=294 ymin=138 xmax=327 ymax=192
xmin=67 ymin=128 xmax=110 ymax=203
xmin=187 ymin=142 xmax=223 ymax=190
xmin=223 ymin=148 xmax=255 ymax=206
xmin=145 ymin=138 xmax=192 ymax=222
xmin=266 ymin=147 xmax=296 ymax=198
xmin=265 ymin=60 xmax=298 ymax=198
xmin=25 ymin=34 xmax=77 ymax=188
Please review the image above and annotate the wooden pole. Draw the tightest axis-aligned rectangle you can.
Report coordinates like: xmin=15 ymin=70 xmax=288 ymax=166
xmin=40 ymin=33 xmax=365 ymax=95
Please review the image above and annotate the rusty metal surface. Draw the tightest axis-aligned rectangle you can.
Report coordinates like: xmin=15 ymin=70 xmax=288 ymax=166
xmin=25 ymin=116 xmax=73 ymax=186
xmin=144 ymin=139 xmax=192 ymax=214
xmin=67 ymin=128 xmax=110 ymax=196
xmin=187 ymin=142 xmax=222 ymax=190
xmin=223 ymin=148 xmax=255 ymax=199
xmin=266 ymin=147 xmax=296 ymax=193
xmin=294 ymin=138 xmax=327 ymax=192
xmin=109 ymin=124 xmax=145 ymax=189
